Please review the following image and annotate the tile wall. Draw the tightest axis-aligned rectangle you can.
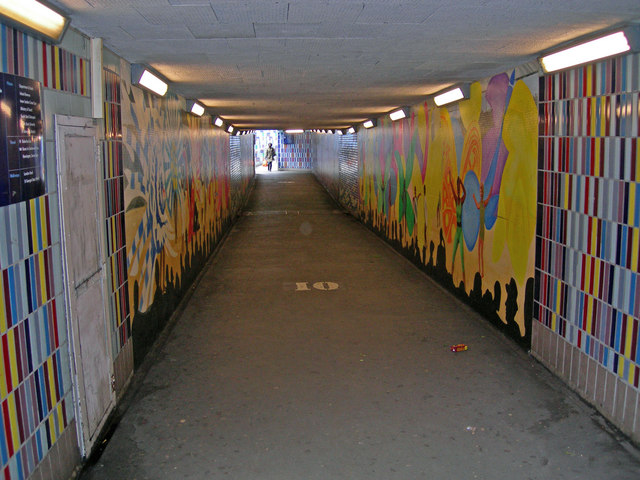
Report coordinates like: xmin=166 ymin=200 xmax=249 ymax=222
xmin=102 ymin=66 xmax=132 ymax=395
xmin=103 ymin=67 xmax=130 ymax=352
xmin=1 ymin=24 xmax=91 ymax=480
xmin=534 ymin=51 xmax=640 ymax=442
xmin=279 ymin=132 xmax=313 ymax=169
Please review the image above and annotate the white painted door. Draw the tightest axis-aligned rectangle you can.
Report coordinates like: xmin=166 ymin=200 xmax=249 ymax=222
xmin=55 ymin=115 xmax=114 ymax=456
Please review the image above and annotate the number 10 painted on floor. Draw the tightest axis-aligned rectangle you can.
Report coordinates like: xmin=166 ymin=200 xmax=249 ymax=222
xmin=296 ymin=282 xmax=339 ymax=291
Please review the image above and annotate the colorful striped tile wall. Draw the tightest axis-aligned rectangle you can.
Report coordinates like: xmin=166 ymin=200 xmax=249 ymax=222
xmin=0 ymin=197 xmax=73 ymax=480
xmin=1 ymin=22 xmax=89 ymax=480
xmin=0 ymin=24 xmax=90 ymax=96
xmin=536 ymin=53 xmax=640 ymax=390
xmin=279 ymin=132 xmax=313 ymax=169
xmin=103 ymin=68 xmax=130 ymax=355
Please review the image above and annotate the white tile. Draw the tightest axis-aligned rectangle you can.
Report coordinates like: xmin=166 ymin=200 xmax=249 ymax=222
xmin=595 ymin=363 xmax=607 ymax=409
xmin=531 ymin=321 xmax=541 ymax=356
xmin=551 ymin=332 xmax=559 ymax=370
xmin=623 ymin=387 xmax=638 ymax=436
xmin=586 ymin=357 xmax=597 ymax=401
xmin=604 ymin=370 xmax=618 ymax=418
xmin=614 ymin=380 xmax=628 ymax=427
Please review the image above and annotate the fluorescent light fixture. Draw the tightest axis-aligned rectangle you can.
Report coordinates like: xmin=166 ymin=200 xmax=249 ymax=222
xmin=139 ymin=71 xmax=168 ymax=96
xmin=363 ymin=119 xmax=377 ymax=129
xmin=131 ymin=64 xmax=168 ymax=96
xmin=539 ymin=27 xmax=640 ymax=73
xmin=188 ymin=101 xmax=205 ymax=117
xmin=347 ymin=127 xmax=355 ymax=134
xmin=433 ymin=85 xmax=469 ymax=107
xmin=336 ymin=129 xmax=343 ymax=135
xmin=0 ymin=0 xmax=69 ymax=44
xmin=213 ymin=117 xmax=224 ymax=127
xmin=389 ymin=108 xmax=408 ymax=121
xmin=227 ymin=125 xmax=234 ymax=133
xmin=285 ymin=129 xmax=304 ymax=133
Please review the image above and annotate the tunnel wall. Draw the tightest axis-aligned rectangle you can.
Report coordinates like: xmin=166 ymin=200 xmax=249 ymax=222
xmin=316 ymin=70 xmax=539 ymax=349
xmin=230 ymin=135 xmax=256 ymax=227
xmin=0 ymin=24 xmax=255 ymax=480
xmin=108 ymin=57 xmax=254 ymax=368
xmin=314 ymin=134 xmax=340 ymax=198
xmin=532 ymin=52 xmax=640 ymax=442
xmin=315 ymin=58 xmax=640 ymax=443
xmin=359 ymin=72 xmax=538 ymax=349
xmin=314 ymin=133 xmax=359 ymax=214
xmin=0 ymin=25 xmax=91 ymax=480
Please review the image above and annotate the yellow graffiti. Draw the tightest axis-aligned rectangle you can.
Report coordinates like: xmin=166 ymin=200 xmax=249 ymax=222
xmin=427 ymin=108 xmax=456 ymax=241
xmin=459 ymin=82 xmax=483 ymax=178
xmin=491 ymin=79 xmax=538 ymax=284
xmin=461 ymin=122 xmax=482 ymax=178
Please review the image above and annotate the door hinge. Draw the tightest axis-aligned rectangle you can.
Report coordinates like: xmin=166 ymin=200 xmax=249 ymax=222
xmin=111 ymin=374 xmax=116 ymax=392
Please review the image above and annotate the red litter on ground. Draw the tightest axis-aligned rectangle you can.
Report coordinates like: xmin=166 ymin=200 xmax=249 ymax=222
xmin=450 ymin=344 xmax=468 ymax=352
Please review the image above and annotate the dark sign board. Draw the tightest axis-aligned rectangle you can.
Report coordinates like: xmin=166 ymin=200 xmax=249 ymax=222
xmin=0 ymin=72 xmax=45 ymax=207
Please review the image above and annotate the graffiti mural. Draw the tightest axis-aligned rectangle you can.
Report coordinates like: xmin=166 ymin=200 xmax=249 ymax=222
xmin=359 ymin=71 xmax=538 ymax=345
xmin=119 ymin=63 xmax=233 ymax=356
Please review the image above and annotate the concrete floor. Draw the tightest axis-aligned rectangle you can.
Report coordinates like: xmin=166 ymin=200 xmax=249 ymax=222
xmin=80 ymin=171 xmax=640 ymax=480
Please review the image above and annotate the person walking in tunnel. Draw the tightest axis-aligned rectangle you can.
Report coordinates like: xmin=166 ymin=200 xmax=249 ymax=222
xmin=265 ymin=142 xmax=276 ymax=171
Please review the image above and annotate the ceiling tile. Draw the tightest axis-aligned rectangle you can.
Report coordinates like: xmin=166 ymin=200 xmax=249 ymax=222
xmin=254 ymin=23 xmax=325 ymax=38
xmin=168 ymin=0 xmax=212 ymax=5
xmin=189 ymin=23 xmax=256 ymax=39
xmin=78 ymin=0 xmax=162 ymax=7
xmin=119 ymin=25 xmax=193 ymax=40
xmin=287 ymin=1 xmax=364 ymax=23
xmin=211 ymin=1 xmax=289 ymax=23
xmin=134 ymin=5 xmax=219 ymax=25
xmin=357 ymin=1 xmax=438 ymax=24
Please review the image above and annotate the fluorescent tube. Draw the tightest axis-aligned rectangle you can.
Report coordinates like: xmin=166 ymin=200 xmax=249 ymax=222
xmin=540 ymin=31 xmax=632 ymax=73
xmin=434 ymin=87 xmax=465 ymax=107
xmin=0 ymin=0 xmax=69 ymax=43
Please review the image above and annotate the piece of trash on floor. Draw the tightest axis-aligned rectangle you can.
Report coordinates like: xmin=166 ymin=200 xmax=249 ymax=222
xmin=466 ymin=426 xmax=476 ymax=434
xmin=450 ymin=344 xmax=468 ymax=352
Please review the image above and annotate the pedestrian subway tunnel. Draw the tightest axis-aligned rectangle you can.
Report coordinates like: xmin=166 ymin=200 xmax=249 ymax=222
xmin=1 ymin=18 xmax=640 ymax=480
xmin=79 ymin=169 xmax=640 ymax=480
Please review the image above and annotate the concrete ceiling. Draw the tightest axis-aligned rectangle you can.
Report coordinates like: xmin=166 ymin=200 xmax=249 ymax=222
xmin=50 ymin=1 xmax=640 ymax=130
